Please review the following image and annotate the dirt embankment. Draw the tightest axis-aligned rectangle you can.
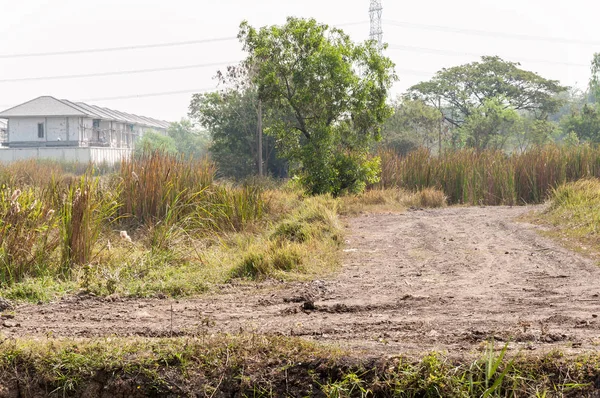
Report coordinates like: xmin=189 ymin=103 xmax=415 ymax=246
xmin=3 ymin=206 xmax=600 ymax=356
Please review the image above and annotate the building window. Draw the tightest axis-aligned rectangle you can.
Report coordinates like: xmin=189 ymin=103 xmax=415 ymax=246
xmin=37 ymin=123 xmax=44 ymax=138
xmin=93 ymin=119 xmax=100 ymax=129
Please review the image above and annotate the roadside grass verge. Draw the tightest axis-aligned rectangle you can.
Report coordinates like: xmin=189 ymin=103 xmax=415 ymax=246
xmin=527 ymin=178 xmax=600 ymax=259
xmin=0 ymin=150 xmax=452 ymax=302
xmin=0 ymin=335 xmax=597 ymax=397
xmin=339 ymin=187 xmax=447 ymax=215
xmin=0 ymin=155 xmax=344 ymax=301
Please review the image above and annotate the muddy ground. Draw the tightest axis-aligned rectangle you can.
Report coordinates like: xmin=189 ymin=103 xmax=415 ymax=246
xmin=3 ymin=206 xmax=600 ymax=356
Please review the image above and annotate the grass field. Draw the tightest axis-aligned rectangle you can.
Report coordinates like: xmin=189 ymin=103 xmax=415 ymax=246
xmin=3 ymin=150 xmax=600 ymax=397
xmin=379 ymin=145 xmax=600 ymax=206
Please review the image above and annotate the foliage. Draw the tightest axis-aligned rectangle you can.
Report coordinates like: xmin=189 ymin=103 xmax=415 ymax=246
xmin=118 ymin=151 xmax=215 ymax=226
xmin=512 ymin=117 xmax=559 ymax=152
xmin=560 ymin=104 xmax=600 ymax=142
xmin=379 ymin=144 xmax=600 ymax=205
xmin=460 ymin=97 xmax=520 ymax=150
xmin=0 ymin=187 xmax=59 ymax=284
xmin=135 ymin=131 xmax=177 ymax=156
xmin=408 ymin=56 xmax=567 ymax=149
xmin=339 ymin=187 xmax=447 ymax=215
xmin=239 ymin=17 xmax=397 ymax=195
xmin=381 ymin=98 xmax=442 ymax=154
xmin=0 ymin=154 xmax=347 ymax=299
xmin=59 ymin=175 xmax=119 ymax=273
xmin=231 ymin=195 xmax=342 ymax=280
xmin=167 ymin=119 xmax=210 ymax=159
xmin=549 ymin=87 xmax=589 ymax=123
xmin=189 ymin=89 xmax=287 ymax=179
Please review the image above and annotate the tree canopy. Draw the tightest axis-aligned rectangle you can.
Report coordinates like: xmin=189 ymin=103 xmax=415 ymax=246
xmin=408 ymin=56 xmax=567 ymax=127
xmin=238 ymin=17 xmax=396 ymax=195
xmin=167 ymin=119 xmax=210 ymax=159
xmin=381 ymin=98 xmax=442 ymax=155
xmin=189 ymin=89 xmax=286 ymax=179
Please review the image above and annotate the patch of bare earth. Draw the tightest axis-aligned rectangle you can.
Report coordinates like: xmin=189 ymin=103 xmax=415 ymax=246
xmin=4 ymin=206 xmax=600 ymax=356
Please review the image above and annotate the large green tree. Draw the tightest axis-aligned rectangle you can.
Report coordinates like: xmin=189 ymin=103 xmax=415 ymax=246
xmin=460 ymin=97 xmax=521 ymax=150
xmin=238 ymin=17 xmax=396 ymax=195
xmin=381 ymin=98 xmax=442 ymax=155
xmin=560 ymin=104 xmax=600 ymax=142
xmin=135 ymin=131 xmax=177 ymax=156
xmin=189 ymin=89 xmax=286 ymax=179
xmin=408 ymin=56 xmax=567 ymax=149
xmin=167 ymin=119 xmax=210 ymax=159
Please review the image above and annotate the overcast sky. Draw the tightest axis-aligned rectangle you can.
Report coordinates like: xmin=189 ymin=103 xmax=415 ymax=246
xmin=1 ymin=0 xmax=598 ymax=122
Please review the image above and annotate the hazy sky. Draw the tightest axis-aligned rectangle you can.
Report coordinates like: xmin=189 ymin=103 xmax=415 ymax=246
xmin=1 ymin=0 xmax=599 ymax=122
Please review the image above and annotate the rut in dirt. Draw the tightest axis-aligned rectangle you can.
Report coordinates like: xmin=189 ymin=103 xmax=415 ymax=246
xmin=4 ymin=206 xmax=600 ymax=355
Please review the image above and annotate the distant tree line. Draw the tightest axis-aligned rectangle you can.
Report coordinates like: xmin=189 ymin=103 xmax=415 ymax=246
xmin=385 ymin=54 xmax=600 ymax=154
xmin=141 ymin=17 xmax=600 ymax=195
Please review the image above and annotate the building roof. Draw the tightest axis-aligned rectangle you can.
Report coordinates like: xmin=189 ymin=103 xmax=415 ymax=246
xmin=0 ymin=96 xmax=170 ymax=130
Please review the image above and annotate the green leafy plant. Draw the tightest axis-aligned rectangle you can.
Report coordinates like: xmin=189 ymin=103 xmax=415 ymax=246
xmin=239 ymin=17 xmax=397 ymax=195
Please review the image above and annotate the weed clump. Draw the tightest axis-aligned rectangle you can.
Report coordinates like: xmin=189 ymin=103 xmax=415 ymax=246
xmin=230 ymin=196 xmax=342 ymax=281
xmin=531 ymin=178 xmax=600 ymax=256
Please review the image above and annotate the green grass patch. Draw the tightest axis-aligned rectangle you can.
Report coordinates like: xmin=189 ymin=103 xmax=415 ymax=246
xmin=0 ymin=336 xmax=598 ymax=397
xmin=230 ymin=195 xmax=343 ymax=281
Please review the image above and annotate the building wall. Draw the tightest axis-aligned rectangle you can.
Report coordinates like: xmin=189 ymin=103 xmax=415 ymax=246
xmin=8 ymin=117 xmax=47 ymax=142
xmin=0 ymin=147 xmax=132 ymax=164
xmin=68 ymin=117 xmax=80 ymax=142
xmin=46 ymin=117 xmax=68 ymax=142
xmin=5 ymin=116 xmax=165 ymax=148
xmin=82 ymin=118 xmax=94 ymax=142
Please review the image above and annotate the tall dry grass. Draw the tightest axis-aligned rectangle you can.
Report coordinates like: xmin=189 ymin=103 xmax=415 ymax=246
xmin=0 ymin=152 xmax=269 ymax=287
xmin=379 ymin=145 xmax=600 ymax=205
xmin=0 ymin=187 xmax=60 ymax=283
xmin=118 ymin=151 xmax=215 ymax=225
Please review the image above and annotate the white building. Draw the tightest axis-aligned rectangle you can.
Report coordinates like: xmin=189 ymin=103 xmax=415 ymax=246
xmin=0 ymin=119 xmax=6 ymax=144
xmin=0 ymin=96 xmax=170 ymax=164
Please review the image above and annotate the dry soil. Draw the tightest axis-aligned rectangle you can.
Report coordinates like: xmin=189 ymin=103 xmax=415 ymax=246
xmin=3 ymin=206 xmax=600 ymax=356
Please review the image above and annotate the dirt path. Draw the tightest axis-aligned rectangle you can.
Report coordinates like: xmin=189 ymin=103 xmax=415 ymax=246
xmin=4 ymin=206 xmax=600 ymax=356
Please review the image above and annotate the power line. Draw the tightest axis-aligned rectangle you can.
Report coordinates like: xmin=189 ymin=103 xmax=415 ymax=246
xmin=78 ymin=88 xmax=218 ymax=102
xmin=0 ymin=67 xmax=433 ymax=109
xmin=0 ymin=87 xmax=219 ymax=108
xmin=0 ymin=61 xmax=237 ymax=83
xmin=0 ymin=21 xmax=369 ymax=60
xmin=387 ymin=43 xmax=588 ymax=68
xmin=0 ymin=36 xmax=237 ymax=59
xmin=384 ymin=19 xmax=600 ymax=46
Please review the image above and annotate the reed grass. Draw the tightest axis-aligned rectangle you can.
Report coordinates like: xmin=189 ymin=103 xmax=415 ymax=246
xmin=117 ymin=151 xmax=215 ymax=225
xmin=379 ymin=144 xmax=600 ymax=205
xmin=0 ymin=152 xmax=286 ymax=296
xmin=0 ymin=187 xmax=60 ymax=284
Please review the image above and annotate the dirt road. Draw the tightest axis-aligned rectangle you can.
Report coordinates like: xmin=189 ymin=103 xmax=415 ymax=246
xmin=4 ymin=206 xmax=600 ymax=356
